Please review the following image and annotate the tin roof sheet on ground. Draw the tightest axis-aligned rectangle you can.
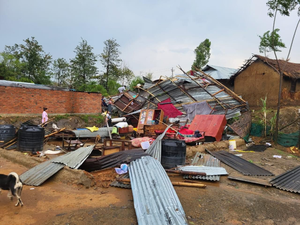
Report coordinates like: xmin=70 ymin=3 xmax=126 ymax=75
xmin=129 ymin=156 xmax=187 ymax=225
xmin=20 ymin=160 xmax=64 ymax=186
xmin=79 ymin=149 xmax=148 ymax=172
xmin=72 ymin=128 xmax=113 ymax=138
xmin=206 ymin=149 xmax=274 ymax=176
xmin=270 ymin=165 xmax=300 ymax=193
xmin=20 ymin=145 xmax=95 ymax=186
xmin=52 ymin=145 xmax=95 ymax=169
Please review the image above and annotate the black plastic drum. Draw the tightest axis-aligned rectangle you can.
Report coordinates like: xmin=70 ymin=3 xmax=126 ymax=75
xmin=161 ymin=139 xmax=186 ymax=169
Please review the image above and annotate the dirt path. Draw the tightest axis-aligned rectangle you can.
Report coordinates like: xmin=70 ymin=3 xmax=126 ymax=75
xmin=1 ymin=147 xmax=300 ymax=225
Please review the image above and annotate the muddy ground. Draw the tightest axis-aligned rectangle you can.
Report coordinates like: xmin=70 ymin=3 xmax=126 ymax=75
xmin=1 ymin=107 xmax=300 ymax=225
xmin=1 ymin=139 xmax=300 ymax=225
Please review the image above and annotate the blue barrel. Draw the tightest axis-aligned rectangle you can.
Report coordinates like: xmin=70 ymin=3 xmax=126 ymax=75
xmin=161 ymin=139 xmax=186 ymax=169
xmin=17 ymin=125 xmax=45 ymax=154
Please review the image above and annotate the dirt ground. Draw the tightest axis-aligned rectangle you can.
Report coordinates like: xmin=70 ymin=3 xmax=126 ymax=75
xmin=1 ymin=141 xmax=300 ymax=225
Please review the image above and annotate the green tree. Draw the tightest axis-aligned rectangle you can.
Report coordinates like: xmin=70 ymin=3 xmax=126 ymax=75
xmin=3 ymin=37 xmax=52 ymax=84
xmin=52 ymin=58 xmax=70 ymax=87
xmin=78 ymin=81 xmax=108 ymax=95
xmin=100 ymin=38 xmax=122 ymax=90
xmin=192 ymin=39 xmax=211 ymax=70
xmin=70 ymin=39 xmax=98 ymax=90
xmin=259 ymin=0 xmax=300 ymax=142
xmin=117 ymin=64 xmax=135 ymax=86
xmin=130 ymin=76 xmax=145 ymax=91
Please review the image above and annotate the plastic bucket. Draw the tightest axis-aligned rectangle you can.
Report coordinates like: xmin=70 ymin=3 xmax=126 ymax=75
xmin=229 ymin=140 xmax=236 ymax=150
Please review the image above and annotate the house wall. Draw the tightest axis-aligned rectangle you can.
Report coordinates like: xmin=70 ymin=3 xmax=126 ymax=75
xmin=234 ymin=61 xmax=280 ymax=107
xmin=234 ymin=61 xmax=300 ymax=108
xmin=0 ymin=86 xmax=102 ymax=115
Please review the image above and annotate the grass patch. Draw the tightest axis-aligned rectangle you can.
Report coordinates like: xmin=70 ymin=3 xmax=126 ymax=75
xmin=79 ymin=114 xmax=104 ymax=124
xmin=54 ymin=114 xmax=71 ymax=121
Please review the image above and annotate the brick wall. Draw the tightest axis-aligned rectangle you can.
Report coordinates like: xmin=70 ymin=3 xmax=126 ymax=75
xmin=0 ymin=86 xmax=102 ymax=115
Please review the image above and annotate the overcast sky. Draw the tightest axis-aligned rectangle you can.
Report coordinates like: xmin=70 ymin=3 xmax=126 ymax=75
xmin=0 ymin=0 xmax=299 ymax=80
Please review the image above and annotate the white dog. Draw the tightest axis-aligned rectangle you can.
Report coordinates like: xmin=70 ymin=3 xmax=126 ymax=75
xmin=0 ymin=172 xmax=23 ymax=206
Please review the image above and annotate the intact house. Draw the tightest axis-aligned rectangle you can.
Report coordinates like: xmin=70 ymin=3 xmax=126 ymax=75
xmin=230 ymin=55 xmax=300 ymax=108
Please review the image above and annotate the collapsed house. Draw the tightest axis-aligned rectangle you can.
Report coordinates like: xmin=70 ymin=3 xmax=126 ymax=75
xmin=113 ymin=67 xmax=251 ymax=139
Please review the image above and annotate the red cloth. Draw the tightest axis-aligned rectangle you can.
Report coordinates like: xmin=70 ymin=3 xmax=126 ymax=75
xmin=157 ymin=98 xmax=183 ymax=118
xmin=179 ymin=127 xmax=194 ymax=135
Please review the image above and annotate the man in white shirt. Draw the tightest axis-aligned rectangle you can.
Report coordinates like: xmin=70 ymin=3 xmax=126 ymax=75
xmin=118 ymin=86 xmax=126 ymax=94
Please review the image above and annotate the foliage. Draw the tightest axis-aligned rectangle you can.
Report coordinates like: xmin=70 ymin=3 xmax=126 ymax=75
xmin=259 ymin=29 xmax=286 ymax=53
xmin=79 ymin=114 xmax=104 ymax=124
xmin=3 ymin=37 xmax=52 ymax=84
xmin=76 ymin=81 xmax=108 ymax=96
xmin=261 ymin=96 xmax=268 ymax=137
xmin=259 ymin=0 xmax=300 ymax=142
xmin=54 ymin=114 xmax=71 ymax=121
xmin=100 ymin=38 xmax=122 ymax=89
xmin=130 ymin=76 xmax=145 ymax=91
xmin=267 ymin=0 xmax=300 ymax=17
xmin=52 ymin=58 xmax=70 ymax=87
xmin=192 ymin=39 xmax=211 ymax=70
xmin=107 ymin=79 xmax=121 ymax=95
xmin=70 ymin=39 xmax=98 ymax=90
xmin=116 ymin=64 xmax=135 ymax=86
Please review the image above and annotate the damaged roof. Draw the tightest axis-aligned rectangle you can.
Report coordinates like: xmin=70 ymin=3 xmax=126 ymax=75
xmin=131 ymin=68 xmax=248 ymax=119
xmin=232 ymin=54 xmax=300 ymax=79
xmin=202 ymin=65 xmax=238 ymax=80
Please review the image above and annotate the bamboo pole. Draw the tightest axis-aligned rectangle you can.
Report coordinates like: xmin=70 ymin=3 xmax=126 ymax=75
xmin=171 ymin=181 xmax=206 ymax=188
xmin=165 ymin=169 xmax=206 ymax=176
xmin=117 ymin=178 xmax=206 ymax=188
xmin=44 ymin=128 xmax=66 ymax=138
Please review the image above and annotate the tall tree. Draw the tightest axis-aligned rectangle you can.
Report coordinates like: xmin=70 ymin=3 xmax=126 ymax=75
xmin=70 ymin=39 xmax=98 ymax=91
xmin=117 ymin=64 xmax=135 ymax=86
xmin=192 ymin=39 xmax=211 ymax=70
xmin=3 ymin=37 xmax=52 ymax=84
xmin=259 ymin=0 xmax=300 ymax=142
xmin=100 ymin=38 xmax=122 ymax=90
xmin=52 ymin=58 xmax=70 ymax=87
xmin=0 ymin=52 xmax=27 ymax=81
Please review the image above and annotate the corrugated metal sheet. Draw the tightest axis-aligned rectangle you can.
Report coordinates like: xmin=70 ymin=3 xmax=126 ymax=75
xmin=202 ymin=65 xmax=238 ymax=80
xmin=206 ymin=149 xmax=274 ymax=176
xmin=0 ymin=80 xmax=69 ymax=91
xmin=191 ymin=152 xmax=220 ymax=167
xmin=179 ymin=166 xmax=228 ymax=176
xmin=145 ymin=125 xmax=172 ymax=162
xmin=122 ymin=73 xmax=248 ymax=121
xmin=72 ymin=127 xmax=113 ymax=138
xmin=20 ymin=160 xmax=64 ymax=186
xmin=79 ymin=149 xmax=148 ymax=172
xmin=270 ymin=166 xmax=300 ymax=193
xmin=129 ymin=156 xmax=188 ymax=225
xmin=184 ymin=153 xmax=222 ymax=181
xmin=20 ymin=145 xmax=95 ymax=186
xmin=110 ymin=173 xmax=131 ymax=189
xmin=189 ymin=115 xmax=227 ymax=141
xmin=52 ymin=145 xmax=95 ymax=169
xmin=183 ymin=174 xmax=220 ymax=181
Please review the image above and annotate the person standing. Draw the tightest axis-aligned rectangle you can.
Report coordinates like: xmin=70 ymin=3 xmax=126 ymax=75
xmin=101 ymin=96 xmax=108 ymax=112
xmin=106 ymin=111 xmax=112 ymax=127
xmin=42 ymin=107 xmax=48 ymax=124
xmin=107 ymin=98 xmax=113 ymax=114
